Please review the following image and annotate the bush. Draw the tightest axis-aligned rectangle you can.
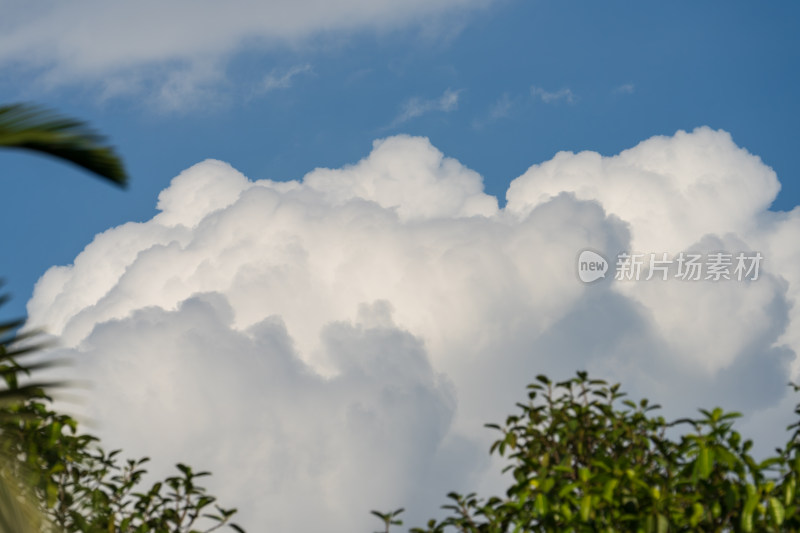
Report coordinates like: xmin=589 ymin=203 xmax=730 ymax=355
xmin=377 ymin=372 xmax=800 ymax=532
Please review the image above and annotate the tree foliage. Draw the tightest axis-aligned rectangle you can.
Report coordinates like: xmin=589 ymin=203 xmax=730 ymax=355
xmin=377 ymin=372 xmax=800 ymax=532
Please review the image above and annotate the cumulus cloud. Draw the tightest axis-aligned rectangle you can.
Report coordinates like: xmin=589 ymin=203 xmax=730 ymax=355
xmin=28 ymin=129 xmax=800 ymax=531
xmin=0 ymin=1 xmax=490 ymax=105
xmin=531 ymin=85 xmax=576 ymax=104
xmin=389 ymin=88 xmax=462 ymax=127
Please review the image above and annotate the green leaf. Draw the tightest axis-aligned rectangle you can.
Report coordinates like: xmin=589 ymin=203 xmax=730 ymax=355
xmin=655 ymin=513 xmax=668 ymax=533
xmin=0 ymin=104 xmax=128 ymax=186
xmin=580 ymin=494 xmax=592 ymax=522
xmin=602 ymin=479 xmax=618 ymax=503
xmin=741 ymin=488 xmax=758 ymax=533
xmin=695 ymin=445 xmax=712 ymax=480
xmin=768 ymin=497 xmax=785 ymax=526
xmin=689 ymin=502 xmax=704 ymax=527
xmin=534 ymin=493 xmax=547 ymax=516
xmin=785 ymin=475 xmax=796 ymax=507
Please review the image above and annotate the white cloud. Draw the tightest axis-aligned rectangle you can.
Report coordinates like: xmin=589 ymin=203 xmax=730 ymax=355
xmin=531 ymin=85 xmax=576 ymax=104
xmin=0 ymin=1 xmax=491 ymax=106
xmin=390 ymin=88 xmax=462 ymax=127
xmin=488 ymin=92 xmax=514 ymax=119
xmin=259 ymin=64 xmax=313 ymax=93
xmin=614 ymin=83 xmax=635 ymax=94
xmin=472 ymin=92 xmax=517 ymax=129
xmin=28 ymin=130 xmax=800 ymax=531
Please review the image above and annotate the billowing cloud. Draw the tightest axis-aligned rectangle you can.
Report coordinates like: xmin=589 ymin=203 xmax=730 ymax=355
xmin=0 ymin=1 xmax=490 ymax=106
xmin=28 ymin=129 xmax=800 ymax=531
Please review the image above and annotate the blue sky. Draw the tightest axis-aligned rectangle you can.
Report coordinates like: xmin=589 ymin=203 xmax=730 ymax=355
xmin=3 ymin=2 xmax=800 ymax=530
xmin=2 ymin=1 xmax=799 ymax=318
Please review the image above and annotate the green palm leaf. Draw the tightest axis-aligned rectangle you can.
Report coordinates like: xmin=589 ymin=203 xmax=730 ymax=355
xmin=0 ymin=103 xmax=128 ymax=187
xmin=0 ymin=292 xmax=58 ymax=533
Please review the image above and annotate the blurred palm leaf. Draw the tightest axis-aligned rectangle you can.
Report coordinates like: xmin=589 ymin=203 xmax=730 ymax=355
xmin=0 ymin=103 xmax=128 ymax=187
xmin=0 ymin=308 xmax=60 ymax=413
xmin=0 ymin=292 xmax=59 ymax=533
xmin=0 ymin=469 xmax=47 ymax=533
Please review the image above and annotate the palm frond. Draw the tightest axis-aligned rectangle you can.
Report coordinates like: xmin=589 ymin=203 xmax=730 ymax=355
xmin=0 ymin=285 xmax=60 ymax=409
xmin=0 ymin=289 xmax=58 ymax=531
xmin=0 ymin=103 xmax=128 ymax=187
xmin=0 ymin=468 xmax=47 ymax=533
